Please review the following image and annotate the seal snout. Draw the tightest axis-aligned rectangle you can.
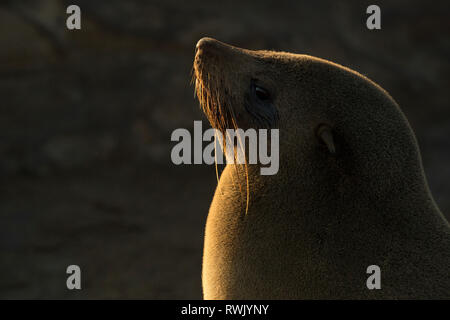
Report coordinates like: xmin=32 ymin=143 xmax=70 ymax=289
xmin=195 ymin=37 xmax=234 ymax=61
xmin=196 ymin=37 xmax=222 ymax=53
xmin=195 ymin=38 xmax=217 ymax=74
xmin=193 ymin=37 xmax=252 ymax=133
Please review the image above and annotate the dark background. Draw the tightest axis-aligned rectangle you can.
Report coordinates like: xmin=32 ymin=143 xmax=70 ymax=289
xmin=0 ymin=0 xmax=449 ymax=299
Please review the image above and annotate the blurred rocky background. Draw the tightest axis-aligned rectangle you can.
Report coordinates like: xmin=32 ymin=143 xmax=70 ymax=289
xmin=0 ymin=0 xmax=449 ymax=298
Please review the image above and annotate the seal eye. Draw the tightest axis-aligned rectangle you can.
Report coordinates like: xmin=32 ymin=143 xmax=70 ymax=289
xmin=246 ymin=80 xmax=278 ymax=128
xmin=254 ymin=85 xmax=270 ymax=101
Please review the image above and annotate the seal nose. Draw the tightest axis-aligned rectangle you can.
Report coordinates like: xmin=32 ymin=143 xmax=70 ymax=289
xmin=196 ymin=37 xmax=230 ymax=56
xmin=196 ymin=37 xmax=218 ymax=51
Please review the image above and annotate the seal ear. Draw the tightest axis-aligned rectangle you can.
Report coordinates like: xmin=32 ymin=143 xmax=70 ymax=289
xmin=316 ymin=124 xmax=336 ymax=154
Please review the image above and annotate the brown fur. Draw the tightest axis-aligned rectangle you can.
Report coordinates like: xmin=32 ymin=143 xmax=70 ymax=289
xmin=194 ymin=38 xmax=450 ymax=299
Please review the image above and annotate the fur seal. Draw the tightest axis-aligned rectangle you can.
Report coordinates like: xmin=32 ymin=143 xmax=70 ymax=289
xmin=193 ymin=37 xmax=450 ymax=299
